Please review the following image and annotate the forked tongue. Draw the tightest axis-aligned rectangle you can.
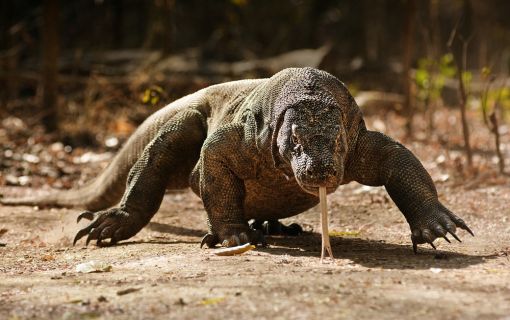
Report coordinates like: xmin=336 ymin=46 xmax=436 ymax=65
xmin=319 ymin=187 xmax=334 ymax=262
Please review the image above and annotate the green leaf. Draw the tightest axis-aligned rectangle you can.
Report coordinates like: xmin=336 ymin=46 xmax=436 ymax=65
xmin=481 ymin=66 xmax=491 ymax=78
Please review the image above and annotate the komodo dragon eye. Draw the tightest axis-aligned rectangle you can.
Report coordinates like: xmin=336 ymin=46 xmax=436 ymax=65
xmin=291 ymin=124 xmax=300 ymax=145
xmin=291 ymin=134 xmax=299 ymax=145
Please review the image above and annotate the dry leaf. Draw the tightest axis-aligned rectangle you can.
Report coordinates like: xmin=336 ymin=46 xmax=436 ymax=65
xmin=75 ymin=261 xmax=112 ymax=273
xmin=213 ymin=243 xmax=255 ymax=256
xmin=200 ymin=297 xmax=225 ymax=305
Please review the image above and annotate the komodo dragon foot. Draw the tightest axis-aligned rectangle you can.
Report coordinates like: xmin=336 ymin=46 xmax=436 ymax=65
xmin=200 ymin=224 xmax=266 ymax=248
xmin=408 ymin=202 xmax=474 ymax=253
xmin=73 ymin=209 xmax=144 ymax=246
xmin=249 ymin=220 xmax=303 ymax=236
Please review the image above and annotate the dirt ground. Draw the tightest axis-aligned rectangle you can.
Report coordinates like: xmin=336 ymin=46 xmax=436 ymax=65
xmin=1 ymin=112 xmax=510 ymax=320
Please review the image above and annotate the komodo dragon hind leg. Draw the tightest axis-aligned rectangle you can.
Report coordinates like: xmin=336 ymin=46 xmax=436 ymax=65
xmin=73 ymin=109 xmax=207 ymax=246
xmin=249 ymin=219 xmax=303 ymax=236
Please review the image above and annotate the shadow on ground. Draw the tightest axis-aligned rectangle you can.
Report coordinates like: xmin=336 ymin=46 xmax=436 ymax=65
xmin=136 ymin=223 xmax=494 ymax=271
xmin=147 ymin=222 xmax=205 ymax=237
xmin=261 ymin=234 xmax=494 ymax=270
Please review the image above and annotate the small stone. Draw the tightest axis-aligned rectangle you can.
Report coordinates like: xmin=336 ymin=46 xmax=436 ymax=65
xmin=105 ymin=136 xmax=119 ymax=148
xmin=429 ymin=267 xmax=442 ymax=274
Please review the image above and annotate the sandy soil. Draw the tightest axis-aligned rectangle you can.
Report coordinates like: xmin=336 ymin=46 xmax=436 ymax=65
xmin=1 ymin=178 xmax=509 ymax=320
xmin=1 ymin=111 xmax=510 ymax=319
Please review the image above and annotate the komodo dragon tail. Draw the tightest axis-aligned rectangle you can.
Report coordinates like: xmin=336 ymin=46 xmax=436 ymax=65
xmin=1 ymin=92 xmax=204 ymax=211
xmin=1 ymin=141 xmax=137 ymax=210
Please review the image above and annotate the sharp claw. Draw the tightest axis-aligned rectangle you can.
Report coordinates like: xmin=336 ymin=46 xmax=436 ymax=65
xmin=239 ymin=232 xmax=249 ymax=244
xmin=200 ymin=237 xmax=207 ymax=248
xmin=412 ymin=239 xmax=418 ymax=254
xmin=452 ymin=216 xmax=474 ymax=236
xmin=200 ymin=233 xmax=216 ymax=248
xmin=85 ymin=228 xmax=99 ymax=246
xmin=421 ymin=229 xmax=434 ymax=243
xmin=73 ymin=227 xmax=91 ymax=246
xmin=429 ymin=242 xmax=437 ymax=250
xmin=463 ymin=225 xmax=475 ymax=237
xmin=97 ymin=237 xmax=112 ymax=247
xmin=443 ymin=236 xmax=451 ymax=243
xmin=85 ymin=233 xmax=93 ymax=246
xmin=262 ymin=221 xmax=270 ymax=235
xmin=77 ymin=211 xmax=94 ymax=223
xmin=73 ymin=232 xmax=83 ymax=246
xmin=258 ymin=232 xmax=267 ymax=247
xmin=449 ymin=231 xmax=462 ymax=242
xmin=288 ymin=223 xmax=304 ymax=235
xmin=97 ymin=234 xmax=105 ymax=247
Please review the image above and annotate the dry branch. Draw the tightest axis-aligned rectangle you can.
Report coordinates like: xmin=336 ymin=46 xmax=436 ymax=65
xmin=447 ymin=16 xmax=473 ymax=168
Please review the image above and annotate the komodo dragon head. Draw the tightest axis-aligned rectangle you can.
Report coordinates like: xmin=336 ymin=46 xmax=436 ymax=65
xmin=270 ymin=68 xmax=352 ymax=196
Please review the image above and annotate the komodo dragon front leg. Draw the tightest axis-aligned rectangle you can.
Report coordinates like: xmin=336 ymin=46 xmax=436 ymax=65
xmin=193 ymin=115 xmax=265 ymax=248
xmin=346 ymin=128 xmax=474 ymax=253
xmin=73 ymin=109 xmax=207 ymax=246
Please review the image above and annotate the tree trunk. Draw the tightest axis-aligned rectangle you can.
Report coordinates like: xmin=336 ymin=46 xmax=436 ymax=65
xmin=112 ymin=0 xmax=124 ymax=48
xmin=362 ymin=0 xmax=385 ymax=65
xmin=143 ymin=0 xmax=173 ymax=54
xmin=455 ymin=45 xmax=473 ymax=167
xmin=1 ymin=1 xmax=13 ymax=108
xmin=403 ymin=0 xmax=416 ymax=138
xmin=41 ymin=0 xmax=59 ymax=132
xmin=426 ymin=0 xmax=440 ymax=137
xmin=448 ymin=0 xmax=474 ymax=168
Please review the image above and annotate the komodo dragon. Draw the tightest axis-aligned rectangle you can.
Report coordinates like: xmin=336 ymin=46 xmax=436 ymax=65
xmin=1 ymin=67 xmax=473 ymax=252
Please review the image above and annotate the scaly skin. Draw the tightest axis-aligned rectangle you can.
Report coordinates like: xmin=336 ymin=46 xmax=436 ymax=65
xmin=343 ymin=127 xmax=473 ymax=251
xmin=2 ymin=67 xmax=473 ymax=253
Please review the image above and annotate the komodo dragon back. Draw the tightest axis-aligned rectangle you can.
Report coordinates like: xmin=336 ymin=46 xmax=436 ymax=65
xmin=1 ymin=78 xmax=264 ymax=210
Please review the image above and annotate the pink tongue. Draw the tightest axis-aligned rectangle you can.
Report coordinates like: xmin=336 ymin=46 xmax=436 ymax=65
xmin=319 ymin=187 xmax=334 ymax=262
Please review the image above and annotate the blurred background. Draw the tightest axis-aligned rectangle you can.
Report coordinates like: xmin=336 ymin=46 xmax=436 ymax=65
xmin=1 ymin=0 xmax=509 ymax=189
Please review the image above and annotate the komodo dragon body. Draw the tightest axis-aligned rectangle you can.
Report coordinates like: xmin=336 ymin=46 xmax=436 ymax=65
xmin=2 ymin=67 xmax=473 ymax=251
